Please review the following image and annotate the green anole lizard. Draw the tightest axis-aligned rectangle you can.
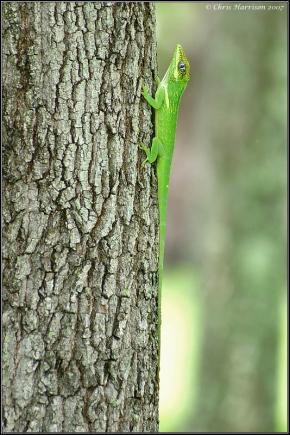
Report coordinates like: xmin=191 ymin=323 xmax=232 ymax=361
xmin=140 ymin=44 xmax=190 ymax=363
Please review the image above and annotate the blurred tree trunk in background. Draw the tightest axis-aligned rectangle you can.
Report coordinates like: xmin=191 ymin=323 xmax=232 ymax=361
xmin=189 ymin=9 xmax=286 ymax=433
xmin=3 ymin=2 xmax=159 ymax=432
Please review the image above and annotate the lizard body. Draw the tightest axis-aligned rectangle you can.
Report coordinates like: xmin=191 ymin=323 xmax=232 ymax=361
xmin=141 ymin=44 xmax=190 ymax=360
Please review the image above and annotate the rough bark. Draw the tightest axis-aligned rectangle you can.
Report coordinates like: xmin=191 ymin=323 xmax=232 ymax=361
xmin=3 ymin=2 xmax=159 ymax=432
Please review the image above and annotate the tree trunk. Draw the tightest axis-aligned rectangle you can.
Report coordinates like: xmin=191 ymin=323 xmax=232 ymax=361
xmin=3 ymin=2 xmax=159 ymax=432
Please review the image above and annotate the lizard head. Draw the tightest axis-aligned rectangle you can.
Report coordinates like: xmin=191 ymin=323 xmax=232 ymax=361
xmin=170 ymin=44 xmax=190 ymax=85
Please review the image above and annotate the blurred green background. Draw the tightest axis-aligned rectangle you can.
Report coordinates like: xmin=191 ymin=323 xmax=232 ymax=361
xmin=155 ymin=2 xmax=287 ymax=433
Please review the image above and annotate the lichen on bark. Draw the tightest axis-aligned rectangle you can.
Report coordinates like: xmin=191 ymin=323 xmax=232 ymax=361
xmin=3 ymin=2 xmax=159 ymax=432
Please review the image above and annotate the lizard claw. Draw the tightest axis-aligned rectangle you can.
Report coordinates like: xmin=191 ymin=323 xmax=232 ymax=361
xmin=139 ymin=143 xmax=149 ymax=152
xmin=139 ymin=143 xmax=150 ymax=167
xmin=141 ymin=158 xmax=148 ymax=168
xmin=142 ymin=83 xmax=150 ymax=99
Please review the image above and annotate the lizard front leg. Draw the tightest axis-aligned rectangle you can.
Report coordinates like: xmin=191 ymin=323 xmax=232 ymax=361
xmin=142 ymin=83 xmax=165 ymax=110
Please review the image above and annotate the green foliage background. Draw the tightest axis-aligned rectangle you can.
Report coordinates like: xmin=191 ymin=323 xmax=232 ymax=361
xmin=156 ymin=3 xmax=287 ymax=432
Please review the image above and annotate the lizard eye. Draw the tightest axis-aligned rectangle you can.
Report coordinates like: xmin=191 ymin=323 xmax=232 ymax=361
xmin=178 ymin=61 xmax=186 ymax=74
